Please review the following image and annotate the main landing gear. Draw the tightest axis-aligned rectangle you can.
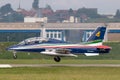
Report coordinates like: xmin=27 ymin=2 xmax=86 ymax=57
xmin=54 ymin=56 xmax=61 ymax=62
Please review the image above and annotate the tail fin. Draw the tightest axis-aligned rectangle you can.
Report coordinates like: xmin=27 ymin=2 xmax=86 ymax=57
xmin=86 ymin=26 xmax=106 ymax=46
xmin=87 ymin=26 xmax=106 ymax=42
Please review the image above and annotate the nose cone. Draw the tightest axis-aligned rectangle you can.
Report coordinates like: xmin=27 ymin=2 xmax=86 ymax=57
xmin=6 ymin=45 xmax=17 ymax=51
xmin=7 ymin=46 xmax=13 ymax=51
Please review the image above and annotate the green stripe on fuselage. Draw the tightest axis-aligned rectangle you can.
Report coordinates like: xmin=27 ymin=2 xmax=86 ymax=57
xmin=84 ymin=40 xmax=102 ymax=44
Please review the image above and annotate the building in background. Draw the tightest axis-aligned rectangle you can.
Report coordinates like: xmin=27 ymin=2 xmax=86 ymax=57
xmin=0 ymin=23 xmax=119 ymax=42
xmin=24 ymin=17 xmax=47 ymax=23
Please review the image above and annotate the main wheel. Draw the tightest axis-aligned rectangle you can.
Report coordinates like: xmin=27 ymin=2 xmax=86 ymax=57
xmin=54 ymin=56 xmax=61 ymax=62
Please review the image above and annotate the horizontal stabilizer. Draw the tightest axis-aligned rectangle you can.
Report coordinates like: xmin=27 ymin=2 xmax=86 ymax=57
xmin=85 ymin=53 xmax=99 ymax=56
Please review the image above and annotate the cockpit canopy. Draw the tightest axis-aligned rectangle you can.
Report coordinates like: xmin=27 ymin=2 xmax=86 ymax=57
xmin=18 ymin=37 xmax=67 ymax=45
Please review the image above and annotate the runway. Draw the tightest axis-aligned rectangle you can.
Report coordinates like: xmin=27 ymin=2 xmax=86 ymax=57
xmin=1 ymin=64 xmax=120 ymax=68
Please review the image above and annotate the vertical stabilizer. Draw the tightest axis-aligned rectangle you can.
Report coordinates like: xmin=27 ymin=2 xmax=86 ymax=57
xmin=87 ymin=27 xmax=106 ymax=42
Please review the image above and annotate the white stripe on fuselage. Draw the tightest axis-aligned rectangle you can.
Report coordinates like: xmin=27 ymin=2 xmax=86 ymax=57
xmin=11 ymin=43 xmax=102 ymax=50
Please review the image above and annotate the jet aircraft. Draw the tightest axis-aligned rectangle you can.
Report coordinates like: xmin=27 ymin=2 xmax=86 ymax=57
xmin=7 ymin=26 xmax=111 ymax=62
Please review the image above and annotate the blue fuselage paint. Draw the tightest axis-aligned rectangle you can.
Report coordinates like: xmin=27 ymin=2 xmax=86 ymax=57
xmin=8 ymin=44 xmax=111 ymax=54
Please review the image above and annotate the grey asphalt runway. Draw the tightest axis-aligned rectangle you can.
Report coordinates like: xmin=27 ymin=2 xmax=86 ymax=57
xmin=1 ymin=64 xmax=120 ymax=68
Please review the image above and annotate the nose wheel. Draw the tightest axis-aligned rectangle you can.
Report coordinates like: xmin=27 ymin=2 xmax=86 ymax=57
xmin=54 ymin=56 xmax=61 ymax=62
xmin=13 ymin=51 xmax=17 ymax=59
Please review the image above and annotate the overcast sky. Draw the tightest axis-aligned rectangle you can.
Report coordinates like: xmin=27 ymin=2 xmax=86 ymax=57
xmin=0 ymin=0 xmax=120 ymax=14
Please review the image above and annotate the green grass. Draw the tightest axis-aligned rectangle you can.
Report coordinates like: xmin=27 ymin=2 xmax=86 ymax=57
xmin=0 ymin=59 xmax=120 ymax=64
xmin=0 ymin=42 xmax=119 ymax=80
xmin=0 ymin=67 xmax=120 ymax=80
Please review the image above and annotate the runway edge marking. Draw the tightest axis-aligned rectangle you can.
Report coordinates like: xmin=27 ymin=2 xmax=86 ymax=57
xmin=1 ymin=64 xmax=120 ymax=68
xmin=0 ymin=64 xmax=12 ymax=68
xmin=10 ymin=64 xmax=120 ymax=67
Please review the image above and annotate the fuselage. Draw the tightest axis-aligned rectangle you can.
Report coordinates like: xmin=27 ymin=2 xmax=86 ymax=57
xmin=8 ymin=42 xmax=111 ymax=54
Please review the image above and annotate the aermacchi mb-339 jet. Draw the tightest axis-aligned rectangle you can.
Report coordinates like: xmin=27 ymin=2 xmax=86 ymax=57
xmin=7 ymin=26 xmax=111 ymax=62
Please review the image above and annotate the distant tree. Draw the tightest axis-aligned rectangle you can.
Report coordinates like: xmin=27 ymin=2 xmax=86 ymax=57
xmin=115 ymin=9 xmax=120 ymax=18
xmin=32 ymin=0 xmax=39 ymax=9
xmin=2 ymin=12 xmax=24 ymax=22
xmin=2 ymin=12 xmax=14 ymax=22
xmin=13 ymin=12 xmax=24 ymax=22
xmin=68 ymin=8 xmax=74 ymax=16
xmin=76 ymin=8 xmax=82 ymax=17
xmin=0 ymin=4 xmax=13 ymax=15
xmin=76 ymin=8 xmax=100 ymax=18
xmin=46 ymin=4 xmax=52 ymax=10
xmin=0 ymin=3 xmax=24 ymax=22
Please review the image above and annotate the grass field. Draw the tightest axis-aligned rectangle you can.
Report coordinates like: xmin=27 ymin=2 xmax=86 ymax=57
xmin=0 ymin=59 xmax=120 ymax=64
xmin=0 ymin=67 xmax=120 ymax=80
xmin=0 ymin=42 xmax=119 ymax=80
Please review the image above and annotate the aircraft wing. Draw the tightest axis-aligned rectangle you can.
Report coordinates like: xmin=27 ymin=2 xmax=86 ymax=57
xmin=40 ymin=49 xmax=78 ymax=57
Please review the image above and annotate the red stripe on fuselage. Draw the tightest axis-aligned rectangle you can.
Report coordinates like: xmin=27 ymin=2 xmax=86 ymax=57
xmin=96 ymin=45 xmax=112 ymax=49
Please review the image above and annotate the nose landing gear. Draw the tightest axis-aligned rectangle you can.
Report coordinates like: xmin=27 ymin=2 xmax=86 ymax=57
xmin=13 ymin=51 xmax=17 ymax=59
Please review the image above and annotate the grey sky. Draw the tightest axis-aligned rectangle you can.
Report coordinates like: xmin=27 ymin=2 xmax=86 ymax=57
xmin=0 ymin=0 xmax=120 ymax=14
